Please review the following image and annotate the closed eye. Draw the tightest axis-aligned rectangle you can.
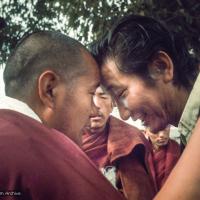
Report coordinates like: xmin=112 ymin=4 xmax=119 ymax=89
xmin=100 ymin=94 xmax=110 ymax=99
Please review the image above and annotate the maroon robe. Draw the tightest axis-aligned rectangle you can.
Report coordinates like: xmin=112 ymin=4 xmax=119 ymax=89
xmin=82 ymin=126 xmax=110 ymax=168
xmin=0 ymin=109 xmax=125 ymax=200
xmin=148 ymin=139 xmax=181 ymax=190
xmin=82 ymin=116 xmax=156 ymax=200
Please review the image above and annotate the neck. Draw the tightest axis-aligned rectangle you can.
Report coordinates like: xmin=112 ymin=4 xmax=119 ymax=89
xmin=168 ymin=85 xmax=191 ymax=126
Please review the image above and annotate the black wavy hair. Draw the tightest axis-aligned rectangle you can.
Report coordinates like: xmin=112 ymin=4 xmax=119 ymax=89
xmin=91 ymin=15 xmax=199 ymax=89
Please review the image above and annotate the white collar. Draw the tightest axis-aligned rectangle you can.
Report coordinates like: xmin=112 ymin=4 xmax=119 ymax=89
xmin=0 ymin=96 xmax=42 ymax=123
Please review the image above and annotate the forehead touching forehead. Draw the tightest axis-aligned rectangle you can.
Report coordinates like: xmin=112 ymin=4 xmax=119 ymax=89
xmin=96 ymin=84 xmax=109 ymax=93
xmin=4 ymin=31 xmax=92 ymax=97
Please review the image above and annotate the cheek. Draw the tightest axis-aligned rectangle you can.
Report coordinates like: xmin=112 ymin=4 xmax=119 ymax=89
xmin=78 ymin=96 xmax=93 ymax=119
xmin=127 ymin=87 xmax=161 ymax=111
xmin=150 ymin=135 xmax=158 ymax=143
xmin=54 ymin=109 xmax=72 ymax=136
xmin=125 ymin=84 xmax=148 ymax=108
xmin=63 ymin=98 xmax=85 ymax=127
xmin=124 ymin=92 xmax=146 ymax=111
xmin=103 ymin=102 xmax=113 ymax=114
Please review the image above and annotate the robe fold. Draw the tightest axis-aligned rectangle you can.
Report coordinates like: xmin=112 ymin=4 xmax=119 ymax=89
xmin=82 ymin=116 xmax=156 ymax=200
xmin=0 ymin=110 xmax=125 ymax=200
xmin=148 ymin=139 xmax=181 ymax=190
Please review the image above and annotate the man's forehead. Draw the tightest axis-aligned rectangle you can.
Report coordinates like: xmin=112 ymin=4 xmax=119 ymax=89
xmin=101 ymin=59 xmax=119 ymax=77
xmin=100 ymin=59 xmax=127 ymax=89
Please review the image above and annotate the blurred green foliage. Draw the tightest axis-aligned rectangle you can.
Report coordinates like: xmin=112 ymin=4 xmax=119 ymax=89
xmin=0 ymin=0 xmax=199 ymax=64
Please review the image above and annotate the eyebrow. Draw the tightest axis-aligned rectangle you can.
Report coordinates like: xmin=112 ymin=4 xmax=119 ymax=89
xmin=99 ymin=92 xmax=109 ymax=96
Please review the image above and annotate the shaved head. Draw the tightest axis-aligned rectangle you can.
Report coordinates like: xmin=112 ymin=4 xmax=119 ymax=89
xmin=3 ymin=30 xmax=100 ymax=143
xmin=4 ymin=31 xmax=89 ymax=99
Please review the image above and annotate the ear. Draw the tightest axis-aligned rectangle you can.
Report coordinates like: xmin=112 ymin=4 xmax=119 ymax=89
xmin=37 ymin=70 xmax=60 ymax=109
xmin=148 ymin=51 xmax=174 ymax=83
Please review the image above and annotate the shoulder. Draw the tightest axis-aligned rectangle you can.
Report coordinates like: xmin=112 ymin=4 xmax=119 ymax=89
xmin=0 ymin=109 xmax=88 ymax=171
xmin=108 ymin=116 xmax=151 ymax=162
xmin=167 ymin=139 xmax=181 ymax=155
xmin=109 ymin=116 xmax=140 ymax=132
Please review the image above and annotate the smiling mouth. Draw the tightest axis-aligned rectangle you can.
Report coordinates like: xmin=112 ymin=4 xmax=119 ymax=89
xmin=91 ymin=116 xmax=103 ymax=121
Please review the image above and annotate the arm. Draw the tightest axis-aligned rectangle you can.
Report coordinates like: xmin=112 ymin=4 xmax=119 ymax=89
xmin=154 ymin=118 xmax=200 ymax=199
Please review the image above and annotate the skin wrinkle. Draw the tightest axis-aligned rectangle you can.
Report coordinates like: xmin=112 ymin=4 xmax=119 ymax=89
xmin=101 ymin=58 xmax=170 ymax=132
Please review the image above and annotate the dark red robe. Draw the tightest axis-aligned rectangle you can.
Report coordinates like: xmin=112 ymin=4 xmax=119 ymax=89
xmin=82 ymin=116 xmax=156 ymax=200
xmin=0 ymin=109 xmax=125 ymax=200
xmin=148 ymin=139 xmax=181 ymax=191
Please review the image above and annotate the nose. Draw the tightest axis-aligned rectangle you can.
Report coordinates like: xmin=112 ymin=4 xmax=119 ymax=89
xmin=90 ymin=97 xmax=99 ymax=117
xmin=118 ymin=103 xmax=130 ymax=120
xmin=93 ymin=95 xmax=101 ymax=109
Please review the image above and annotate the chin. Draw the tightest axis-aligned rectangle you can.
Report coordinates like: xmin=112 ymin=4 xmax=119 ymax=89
xmin=90 ymin=126 xmax=101 ymax=130
xmin=91 ymin=122 xmax=102 ymax=128
xmin=90 ymin=124 xmax=106 ymax=132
